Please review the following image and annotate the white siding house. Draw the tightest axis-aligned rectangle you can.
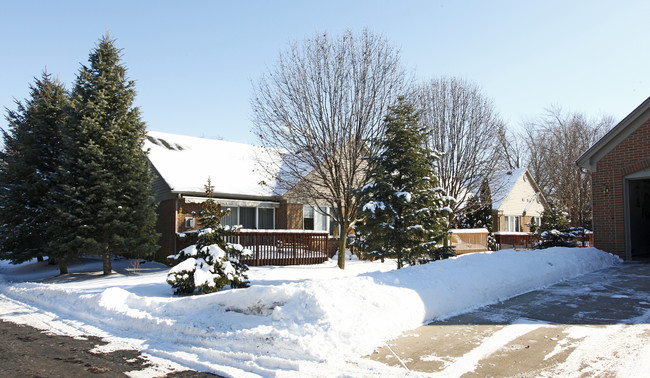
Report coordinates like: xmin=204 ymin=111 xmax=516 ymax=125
xmin=490 ymin=168 xmax=548 ymax=233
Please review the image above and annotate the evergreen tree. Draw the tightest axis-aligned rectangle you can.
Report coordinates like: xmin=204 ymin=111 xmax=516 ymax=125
xmin=167 ymin=179 xmax=250 ymax=295
xmin=0 ymin=72 xmax=69 ymax=272
xmin=51 ymin=34 xmax=158 ymax=275
xmin=356 ymin=97 xmax=454 ymax=269
xmin=534 ymin=199 xmax=574 ymax=248
xmin=459 ymin=178 xmax=496 ymax=250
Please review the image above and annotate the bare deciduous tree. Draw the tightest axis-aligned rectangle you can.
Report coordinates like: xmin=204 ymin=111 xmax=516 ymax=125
xmin=495 ymin=123 xmax=525 ymax=171
xmin=417 ymin=77 xmax=503 ymax=224
xmin=522 ymin=107 xmax=613 ymax=228
xmin=251 ymin=29 xmax=406 ymax=269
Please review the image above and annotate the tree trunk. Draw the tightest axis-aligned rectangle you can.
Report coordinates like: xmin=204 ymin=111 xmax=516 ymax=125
xmin=337 ymin=235 xmax=346 ymax=269
xmin=58 ymin=257 xmax=68 ymax=275
xmin=337 ymin=221 xmax=349 ymax=269
xmin=102 ymin=249 xmax=112 ymax=275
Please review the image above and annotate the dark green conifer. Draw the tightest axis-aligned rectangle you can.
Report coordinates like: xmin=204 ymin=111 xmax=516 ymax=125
xmin=356 ymin=97 xmax=454 ymax=268
xmin=167 ymin=178 xmax=250 ymax=295
xmin=0 ymin=72 xmax=69 ymax=272
xmin=51 ymin=34 xmax=158 ymax=274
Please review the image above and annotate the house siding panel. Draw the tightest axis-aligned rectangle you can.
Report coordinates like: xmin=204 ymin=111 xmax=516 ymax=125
xmin=592 ymin=118 xmax=650 ymax=259
xmin=155 ymin=198 xmax=177 ymax=262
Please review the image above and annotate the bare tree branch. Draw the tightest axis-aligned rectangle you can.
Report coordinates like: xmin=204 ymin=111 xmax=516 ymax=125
xmin=251 ymin=29 xmax=406 ymax=268
xmin=417 ymin=77 xmax=503 ymax=223
xmin=522 ymin=107 xmax=613 ymax=228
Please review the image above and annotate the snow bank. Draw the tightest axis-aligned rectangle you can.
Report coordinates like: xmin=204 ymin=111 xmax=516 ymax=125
xmin=0 ymin=248 xmax=620 ymax=376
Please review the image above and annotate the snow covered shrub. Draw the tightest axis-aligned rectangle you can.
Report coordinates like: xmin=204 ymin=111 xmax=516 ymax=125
xmin=167 ymin=179 xmax=251 ymax=295
xmin=167 ymin=242 xmax=250 ymax=294
xmin=534 ymin=199 xmax=577 ymax=249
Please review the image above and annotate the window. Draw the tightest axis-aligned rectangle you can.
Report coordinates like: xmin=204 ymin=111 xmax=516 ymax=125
xmin=530 ymin=216 xmax=541 ymax=229
xmin=315 ymin=207 xmax=329 ymax=231
xmin=258 ymin=208 xmax=274 ymax=229
xmin=240 ymin=207 xmax=256 ymax=229
xmin=329 ymin=207 xmax=339 ymax=237
xmin=303 ymin=205 xmax=315 ymax=230
xmin=221 ymin=207 xmax=238 ymax=228
xmin=505 ymin=216 xmax=520 ymax=232
xmin=221 ymin=205 xmax=275 ymax=229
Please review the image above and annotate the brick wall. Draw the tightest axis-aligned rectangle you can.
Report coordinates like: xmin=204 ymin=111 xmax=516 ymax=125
xmin=176 ymin=200 xmax=204 ymax=233
xmin=592 ymin=118 xmax=650 ymax=259
xmin=277 ymin=202 xmax=303 ymax=229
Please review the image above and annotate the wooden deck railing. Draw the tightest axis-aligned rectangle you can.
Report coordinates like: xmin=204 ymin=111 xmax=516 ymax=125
xmin=177 ymin=229 xmax=330 ymax=266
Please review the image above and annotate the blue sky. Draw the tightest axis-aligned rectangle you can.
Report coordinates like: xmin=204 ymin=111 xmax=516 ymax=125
xmin=1 ymin=0 xmax=649 ymax=144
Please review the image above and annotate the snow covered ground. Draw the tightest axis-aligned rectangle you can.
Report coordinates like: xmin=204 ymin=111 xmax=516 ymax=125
xmin=0 ymin=248 xmax=626 ymax=376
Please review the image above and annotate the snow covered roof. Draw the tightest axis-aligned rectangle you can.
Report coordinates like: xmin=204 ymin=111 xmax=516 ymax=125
xmin=489 ymin=168 xmax=527 ymax=210
xmin=145 ymin=131 xmax=283 ymax=198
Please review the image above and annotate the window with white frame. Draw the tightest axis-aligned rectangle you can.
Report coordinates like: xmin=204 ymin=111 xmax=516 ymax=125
xmin=303 ymin=205 xmax=315 ymax=230
xmin=221 ymin=207 xmax=238 ymax=228
xmin=220 ymin=206 xmax=275 ymax=229
xmin=303 ymin=205 xmax=332 ymax=233
xmin=530 ymin=216 xmax=541 ymax=230
xmin=505 ymin=215 xmax=520 ymax=232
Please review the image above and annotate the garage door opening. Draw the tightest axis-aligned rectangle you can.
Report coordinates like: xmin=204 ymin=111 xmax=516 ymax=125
xmin=627 ymin=178 xmax=650 ymax=259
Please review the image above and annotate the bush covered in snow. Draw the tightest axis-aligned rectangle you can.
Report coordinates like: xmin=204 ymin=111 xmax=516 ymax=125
xmin=167 ymin=241 xmax=250 ymax=295
xmin=534 ymin=199 xmax=582 ymax=249
xmin=167 ymin=179 xmax=251 ymax=295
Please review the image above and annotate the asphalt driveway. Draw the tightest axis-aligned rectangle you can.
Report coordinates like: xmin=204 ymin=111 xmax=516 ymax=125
xmin=368 ymin=259 xmax=650 ymax=376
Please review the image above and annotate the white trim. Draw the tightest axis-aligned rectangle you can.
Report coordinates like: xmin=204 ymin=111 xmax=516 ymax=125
xmin=450 ymin=228 xmax=488 ymax=234
xmin=183 ymin=196 xmax=279 ymax=208
xmin=625 ymin=168 xmax=650 ymax=180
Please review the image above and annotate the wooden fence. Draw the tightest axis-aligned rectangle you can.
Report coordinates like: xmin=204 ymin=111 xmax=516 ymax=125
xmin=449 ymin=228 xmax=489 ymax=254
xmin=494 ymin=232 xmax=594 ymax=250
xmin=177 ymin=230 xmax=330 ymax=266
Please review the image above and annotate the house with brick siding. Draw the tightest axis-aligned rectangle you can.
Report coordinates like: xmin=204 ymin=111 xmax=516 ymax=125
xmin=576 ymin=96 xmax=650 ymax=260
xmin=145 ymin=131 xmax=337 ymax=262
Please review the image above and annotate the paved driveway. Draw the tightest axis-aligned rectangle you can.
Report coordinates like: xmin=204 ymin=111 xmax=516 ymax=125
xmin=368 ymin=260 xmax=650 ymax=376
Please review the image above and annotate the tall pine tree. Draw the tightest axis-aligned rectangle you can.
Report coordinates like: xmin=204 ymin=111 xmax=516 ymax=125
xmin=0 ymin=72 xmax=69 ymax=272
xmin=356 ymin=97 xmax=454 ymax=269
xmin=50 ymin=34 xmax=158 ymax=275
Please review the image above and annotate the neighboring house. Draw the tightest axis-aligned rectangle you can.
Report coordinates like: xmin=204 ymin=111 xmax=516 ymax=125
xmin=490 ymin=168 xmax=549 ymax=233
xmin=576 ymin=96 xmax=650 ymax=261
xmin=145 ymin=131 xmax=336 ymax=262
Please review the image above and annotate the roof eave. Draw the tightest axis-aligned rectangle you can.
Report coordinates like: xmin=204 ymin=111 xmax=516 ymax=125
xmin=575 ymin=96 xmax=650 ymax=171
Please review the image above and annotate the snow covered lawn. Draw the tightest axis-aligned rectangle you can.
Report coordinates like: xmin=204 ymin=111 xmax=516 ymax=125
xmin=0 ymin=248 xmax=621 ymax=376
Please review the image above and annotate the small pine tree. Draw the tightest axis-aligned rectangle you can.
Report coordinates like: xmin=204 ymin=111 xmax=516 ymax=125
xmin=50 ymin=34 xmax=159 ymax=275
xmin=0 ymin=72 xmax=70 ymax=273
xmin=167 ymin=179 xmax=250 ymax=295
xmin=355 ymin=97 xmax=454 ymax=269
